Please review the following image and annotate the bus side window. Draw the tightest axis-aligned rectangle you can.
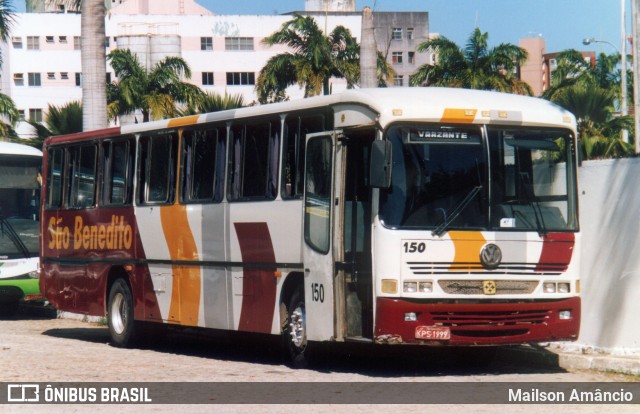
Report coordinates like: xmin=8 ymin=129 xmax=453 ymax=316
xmin=282 ymin=113 xmax=327 ymax=199
xmin=46 ymin=147 xmax=64 ymax=209
xmin=67 ymin=144 xmax=97 ymax=209
xmin=137 ymin=133 xmax=178 ymax=205
xmin=228 ymin=120 xmax=279 ymax=201
xmin=181 ymin=127 xmax=225 ymax=203
xmin=102 ymin=139 xmax=134 ymax=206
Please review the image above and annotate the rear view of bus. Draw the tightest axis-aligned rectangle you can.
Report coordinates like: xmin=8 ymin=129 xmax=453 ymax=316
xmin=0 ymin=142 xmax=43 ymax=317
xmin=371 ymin=91 xmax=580 ymax=346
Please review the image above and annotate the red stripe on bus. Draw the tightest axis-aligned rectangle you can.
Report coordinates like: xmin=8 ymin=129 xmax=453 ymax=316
xmin=536 ymin=232 xmax=575 ymax=272
xmin=234 ymin=222 xmax=277 ymax=334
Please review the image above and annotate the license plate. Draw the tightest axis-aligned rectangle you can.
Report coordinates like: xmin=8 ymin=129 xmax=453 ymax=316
xmin=415 ymin=326 xmax=451 ymax=340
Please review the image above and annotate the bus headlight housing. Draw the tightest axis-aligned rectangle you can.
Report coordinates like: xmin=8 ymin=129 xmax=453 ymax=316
xmin=403 ymin=281 xmax=417 ymax=293
xmin=418 ymin=281 xmax=433 ymax=293
xmin=543 ymin=282 xmax=556 ymax=293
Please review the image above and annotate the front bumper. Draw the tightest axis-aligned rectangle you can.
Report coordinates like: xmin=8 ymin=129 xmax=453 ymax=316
xmin=375 ymin=296 xmax=580 ymax=345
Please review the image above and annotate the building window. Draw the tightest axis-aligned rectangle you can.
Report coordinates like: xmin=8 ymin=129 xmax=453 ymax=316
xmin=59 ymin=36 xmax=67 ymax=43
xmin=27 ymin=36 xmax=40 ymax=50
xmin=28 ymin=73 xmax=41 ymax=87
xmin=392 ymin=52 xmax=403 ymax=65
xmin=13 ymin=73 xmax=24 ymax=86
xmin=61 ymin=72 xmax=69 ymax=80
xmin=29 ymin=108 xmax=43 ymax=123
xmin=394 ymin=76 xmax=404 ymax=87
xmin=226 ymin=72 xmax=255 ymax=86
xmin=407 ymin=28 xmax=414 ymax=40
xmin=202 ymin=72 xmax=214 ymax=86
xmin=47 ymin=72 xmax=56 ymax=80
xmin=46 ymin=36 xmax=55 ymax=43
xmin=104 ymin=37 xmax=110 ymax=48
xmin=18 ymin=110 xmax=25 ymax=121
xmin=392 ymin=28 xmax=402 ymax=40
xmin=408 ymin=51 xmax=415 ymax=64
xmin=106 ymin=72 xmax=112 ymax=84
xmin=225 ymin=37 xmax=254 ymax=51
xmin=75 ymin=73 xmax=82 ymax=87
xmin=12 ymin=36 xmax=22 ymax=48
xmin=200 ymin=37 xmax=213 ymax=51
xmin=74 ymin=36 xmax=81 ymax=50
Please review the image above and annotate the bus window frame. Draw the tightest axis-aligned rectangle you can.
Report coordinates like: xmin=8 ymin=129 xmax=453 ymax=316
xmin=65 ymin=142 xmax=98 ymax=211
xmin=100 ymin=136 xmax=135 ymax=208
xmin=179 ymin=125 xmax=226 ymax=205
xmin=136 ymin=131 xmax=179 ymax=206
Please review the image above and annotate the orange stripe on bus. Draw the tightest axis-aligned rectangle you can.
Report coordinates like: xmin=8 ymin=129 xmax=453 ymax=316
xmin=448 ymin=230 xmax=486 ymax=271
xmin=160 ymin=204 xmax=201 ymax=326
xmin=168 ymin=115 xmax=200 ymax=128
xmin=441 ymin=108 xmax=478 ymax=124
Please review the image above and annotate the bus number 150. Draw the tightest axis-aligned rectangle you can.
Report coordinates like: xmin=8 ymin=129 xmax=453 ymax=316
xmin=403 ymin=242 xmax=426 ymax=253
xmin=311 ymin=283 xmax=325 ymax=303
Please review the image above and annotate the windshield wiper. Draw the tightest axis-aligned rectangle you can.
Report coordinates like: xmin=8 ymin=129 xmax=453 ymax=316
xmin=518 ymin=172 xmax=547 ymax=237
xmin=0 ymin=215 xmax=32 ymax=259
xmin=432 ymin=186 xmax=483 ymax=237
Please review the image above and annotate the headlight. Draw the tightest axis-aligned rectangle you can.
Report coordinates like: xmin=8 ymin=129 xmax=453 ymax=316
xmin=403 ymin=281 xmax=417 ymax=293
xmin=557 ymin=283 xmax=570 ymax=293
xmin=418 ymin=281 xmax=433 ymax=293
xmin=543 ymin=282 xmax=556 ymax=293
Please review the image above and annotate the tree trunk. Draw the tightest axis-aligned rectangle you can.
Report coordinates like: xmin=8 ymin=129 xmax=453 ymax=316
xmin=359 ymin=7 xmax=378 ymax=89
xmin=81 ymin=0 xmax=107 ymax=131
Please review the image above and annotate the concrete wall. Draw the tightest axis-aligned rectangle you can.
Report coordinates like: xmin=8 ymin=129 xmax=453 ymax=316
xmin=575 ymin=158 xmax=640 ymax=355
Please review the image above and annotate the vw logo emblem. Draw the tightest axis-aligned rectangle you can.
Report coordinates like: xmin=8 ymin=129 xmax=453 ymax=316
xmin=480 ymin=243 xmax=502 ymax=269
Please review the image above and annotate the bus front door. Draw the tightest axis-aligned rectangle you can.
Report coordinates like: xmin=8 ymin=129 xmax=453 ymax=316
xmin=302 ymin=133 xmax=336 ymax=342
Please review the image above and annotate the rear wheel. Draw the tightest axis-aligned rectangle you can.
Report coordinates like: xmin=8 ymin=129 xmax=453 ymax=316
xmin=283 ymin=289 xmax=309 ymax=368
xmin=107 ymin=278 xmax=137 ymax=347
xmin=0 ymin=297 xmax=20 ymax=319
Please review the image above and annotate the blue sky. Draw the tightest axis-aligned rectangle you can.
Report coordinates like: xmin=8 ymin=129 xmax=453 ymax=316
xmin=14 ymin=0 xmax=626 ymax=54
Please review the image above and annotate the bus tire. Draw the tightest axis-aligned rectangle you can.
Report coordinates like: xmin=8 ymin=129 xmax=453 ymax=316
xmin=282 ymin=289 xmax=309 ymax=368
xmin=0 ymin=298 xmax=20 ymax=319
xmin=107 ymin=278 xmax=137 ymax=347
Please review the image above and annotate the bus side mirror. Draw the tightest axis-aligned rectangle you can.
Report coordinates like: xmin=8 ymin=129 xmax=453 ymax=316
xmin=370 ymin=140 xmax=392 ymax=189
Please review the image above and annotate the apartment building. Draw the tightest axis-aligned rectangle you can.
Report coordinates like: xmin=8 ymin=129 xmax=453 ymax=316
xmin=1 ymin=0 xmax=430 ymax=136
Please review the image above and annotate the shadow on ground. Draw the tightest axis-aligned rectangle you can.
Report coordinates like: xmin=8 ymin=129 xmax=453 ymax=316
xmin=41 ymin=318 xmax=566 ymax=378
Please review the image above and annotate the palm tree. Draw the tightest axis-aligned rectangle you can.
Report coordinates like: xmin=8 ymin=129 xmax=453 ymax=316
xmin=544 ymin=50 xmax=634 ymax=159
xmin=0 ymin=0 xmax=20 ymax=140
xmin=256 ymin=14 xmax=360 ymax=103
xmin=106 ymin=48 xmax=205 ymax=123
xmin=410 ymin=28 xmax=532 ymax=95
xmin=180 ymin=91 xmax=246 ymax=115
xmin=81 ymin=0 xmax=107 ymax=131
xmin=26 ymin=101 xmax=83 ymax=150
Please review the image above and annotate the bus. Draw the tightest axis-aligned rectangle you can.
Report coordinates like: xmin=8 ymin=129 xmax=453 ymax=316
xmin=0 ymin=141 xmax=43 ymax=317
xmin=39 ymin=88 xmax=580 ymax=364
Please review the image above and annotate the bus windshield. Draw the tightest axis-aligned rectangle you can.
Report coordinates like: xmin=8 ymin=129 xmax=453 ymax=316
xmin=0 ymin=154 xmax=41 ymax=259
xmin=379 ymin=124 xmax=578 ymax=233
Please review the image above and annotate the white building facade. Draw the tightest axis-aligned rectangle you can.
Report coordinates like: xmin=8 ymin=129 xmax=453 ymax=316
xmin=2 ymin=0 xmax=430 ymax=135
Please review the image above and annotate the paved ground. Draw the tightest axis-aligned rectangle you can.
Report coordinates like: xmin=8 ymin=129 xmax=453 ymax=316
xmin=0 ymin=305 xmax=638 ymax=413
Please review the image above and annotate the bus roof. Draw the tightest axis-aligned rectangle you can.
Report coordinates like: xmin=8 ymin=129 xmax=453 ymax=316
xmin=0 ymin=141 xmax=43 ymax=157
xmin=46 ymin=88 xmax=577 ymax=145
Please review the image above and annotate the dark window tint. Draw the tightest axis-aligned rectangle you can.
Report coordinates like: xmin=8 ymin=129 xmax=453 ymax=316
xmin=137 ymin=133 xmax=178 ymax=205
xmin=67 ymin=144 xmax=97 ymax=209
xmin=282 ymin=113 xmax=329 ymax=199
xmin=102 ymin=139 xmax=134 ymax=206
xmin=228 ymin=121 xmax=279 ymax=200
xmin=46 ymin=148 xmax=64 ymax=209
xmin=181 ymin=127 xmax=225 ymax=203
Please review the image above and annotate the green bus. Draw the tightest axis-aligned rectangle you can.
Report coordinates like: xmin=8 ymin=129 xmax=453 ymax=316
xmin=0 ymin=141 xmax=43 ymax=317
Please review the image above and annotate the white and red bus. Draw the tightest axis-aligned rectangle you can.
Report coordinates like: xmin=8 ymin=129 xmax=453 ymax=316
xmin=40 ymin=88 xmax=580 ymax=364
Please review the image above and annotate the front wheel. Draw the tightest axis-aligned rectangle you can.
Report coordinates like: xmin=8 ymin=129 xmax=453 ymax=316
xmin=282 ymin=289 xmax=310 ymax=368
xmin=107 ymin=278 xmax=137 ymax=347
